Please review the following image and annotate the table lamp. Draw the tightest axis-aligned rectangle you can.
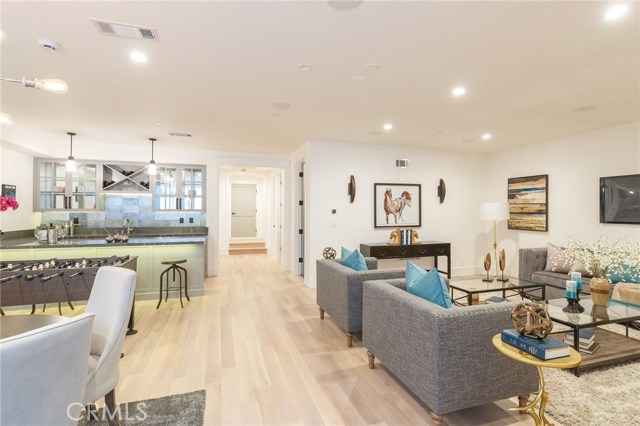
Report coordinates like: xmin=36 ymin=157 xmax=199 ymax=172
xmin=481 ymin=202 xmax=509 ymax=279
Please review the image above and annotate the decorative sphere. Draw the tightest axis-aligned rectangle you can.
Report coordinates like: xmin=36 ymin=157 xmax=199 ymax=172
xmin=511 ymin=302 xmax=553 ymax=339
xmin=322 ymin=247 xmax=337 ymax=259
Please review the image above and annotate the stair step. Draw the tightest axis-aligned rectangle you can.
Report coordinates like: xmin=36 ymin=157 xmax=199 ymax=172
xmin=229 ymin=247 xmax=267 ymax=255
xmin=229 ymin=242 xmax=265 ymax=249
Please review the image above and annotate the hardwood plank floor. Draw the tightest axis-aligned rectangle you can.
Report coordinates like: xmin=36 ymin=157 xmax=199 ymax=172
xmin=23 ymin=255 xmax=546 ymax=425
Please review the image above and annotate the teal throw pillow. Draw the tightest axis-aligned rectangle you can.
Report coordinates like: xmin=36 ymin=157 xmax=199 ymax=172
xmin=607 ymin=264 xmax=640 ymax=284
xmin=406 ymin=261 xmax=452 ymax=308
xmin=340 ymin=247 xmax=368 ymax=271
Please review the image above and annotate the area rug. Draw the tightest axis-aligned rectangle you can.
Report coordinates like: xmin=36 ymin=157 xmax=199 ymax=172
xmin=543 ymin=325 xmax=640 ymax=426
xmin=77 ymin=389 xmax=205 ymax=425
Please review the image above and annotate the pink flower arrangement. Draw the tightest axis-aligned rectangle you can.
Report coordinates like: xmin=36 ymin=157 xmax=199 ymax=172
xmin=0 ymin=196 xmax=19 ymax=211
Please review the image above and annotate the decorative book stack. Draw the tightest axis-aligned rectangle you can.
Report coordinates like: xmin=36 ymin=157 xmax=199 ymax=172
xmin=501 ymin=328 xmax=571 ymax=360
xmin=564 ymin=329 xmax=600 ymax=354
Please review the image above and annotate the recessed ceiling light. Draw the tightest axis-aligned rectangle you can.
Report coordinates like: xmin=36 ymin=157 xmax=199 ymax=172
xmin=298 ymin=63 xmax=312 ymax=72
xmin=383 ymin=123 xmax=393 ymax=131
xmin=327 ymin=0 xmax=364 ymax=11
xmin=364 ymin=62 xmax=381 ymax=70
xmin=572 ymin=105 xmax=596 ymax=112
xmin=351 ymin=75 xmax=366 ymax=82
xmin=130 ymin=51 xmax=147 ymax=63
xmin=0 ymin=112 xmax=13 ymax=125
xmin=452 ymin=86 xmax=466 ymax=97
xmin=604 ymin=4 xmax=629 ymax=20
xmin=482 ymin=133 xmax=492 ymax=140
xmin=155 ymin=121 xmax=164 ymax=126
xmin=272 ymin=102 xmax=290 ymax=110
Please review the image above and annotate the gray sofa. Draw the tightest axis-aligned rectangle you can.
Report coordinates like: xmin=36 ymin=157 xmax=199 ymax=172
xmin=362 ymin=278 xmax=538 ymax=425
xmin=316 ymin=258 xmax=405 ymax=347
xmin=519 ymin=248 xmax=615 ymax=300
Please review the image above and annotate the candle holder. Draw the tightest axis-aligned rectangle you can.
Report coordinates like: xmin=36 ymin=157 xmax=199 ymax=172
xmin=562 ymin=291 xmax=585 ymax=313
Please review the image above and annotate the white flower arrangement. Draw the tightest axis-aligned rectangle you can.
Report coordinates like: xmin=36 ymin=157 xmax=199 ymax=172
xmin=561 ymin=235 xmax=640 ymax=281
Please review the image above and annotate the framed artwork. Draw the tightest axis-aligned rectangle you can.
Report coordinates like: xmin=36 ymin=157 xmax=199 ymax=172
xmin=507 ymin=174 xmax=548 ymax=232
xmin=374 ymin=183 xmax=421 ymax=228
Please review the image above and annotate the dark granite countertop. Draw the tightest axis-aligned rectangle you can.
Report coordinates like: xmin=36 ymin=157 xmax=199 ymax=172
xmin=0 ymin=228 xmax=207 ymax=249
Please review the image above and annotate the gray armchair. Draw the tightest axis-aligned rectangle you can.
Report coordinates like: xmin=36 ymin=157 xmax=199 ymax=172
xmin=363 ymin=278 xmax=539 ymax=425
xmin=316 ymin=258 xmax=404 ymax=347
xmin=0 ymin=313 xmax=95 ymax=426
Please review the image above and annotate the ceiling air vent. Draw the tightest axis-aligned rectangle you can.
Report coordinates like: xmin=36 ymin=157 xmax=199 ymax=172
xmin=169 ymin=132 xmax=192 ymax=138
xmin=90 ymin=18 xmax=158 ymax=41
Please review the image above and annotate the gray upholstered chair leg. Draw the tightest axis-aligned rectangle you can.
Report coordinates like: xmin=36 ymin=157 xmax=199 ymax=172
xmin=319 ymin=308 xmax=324 ymax=319
xmin=346 ymin=332 xmax=354 ymax=347
xmin=367 ymin=351 xmax=375 ymax=369
xmin=430 ymin=411 xmax=445 ymax=426
xmin=519 ymin=394 xmax=531 ymax=408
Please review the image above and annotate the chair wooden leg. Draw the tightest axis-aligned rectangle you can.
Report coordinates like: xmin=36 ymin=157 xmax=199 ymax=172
xmin=105 ymin=389 xmax=120 ymax=426
xmin=319 ymin=308 xmax=324 ymax=319
xmin=518 ymin=394 xmax=530 ymax=408
xmin=346 ymin=332 xmax=354 ymax=347
xmin=430 ymin=411 xmax=445 ymax=426
xmin=367 ymin=351 xmax=375 ymax=369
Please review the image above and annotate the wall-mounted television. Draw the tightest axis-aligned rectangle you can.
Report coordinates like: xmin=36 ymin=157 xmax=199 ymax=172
xmin=600 ymin=174 xmax=640 ymax=224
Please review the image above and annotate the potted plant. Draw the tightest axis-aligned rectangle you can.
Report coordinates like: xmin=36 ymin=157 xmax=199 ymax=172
xmin=34 ymin=223 xmax=49 ymax=241
xmin=562 ymin=235 xmax=640 ymax=304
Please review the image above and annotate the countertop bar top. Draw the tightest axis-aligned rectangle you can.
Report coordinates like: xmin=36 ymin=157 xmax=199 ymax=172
xmin=0 ymin=235 xmax=206 ymax=249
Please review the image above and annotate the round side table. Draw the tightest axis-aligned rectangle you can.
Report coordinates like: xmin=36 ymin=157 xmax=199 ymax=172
xmin=492 ymin=334 xmax=581 ymax=426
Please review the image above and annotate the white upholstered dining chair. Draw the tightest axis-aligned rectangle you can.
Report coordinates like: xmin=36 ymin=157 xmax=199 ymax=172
xmin=0 ymin=313 xmax=95 ymax=426
xmin=82 ymin=266 xmax=136 ymax=424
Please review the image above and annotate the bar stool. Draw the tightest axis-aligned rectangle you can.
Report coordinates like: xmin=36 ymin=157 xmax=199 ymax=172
xmin=157 ymin=259 xmax=190 ymax=308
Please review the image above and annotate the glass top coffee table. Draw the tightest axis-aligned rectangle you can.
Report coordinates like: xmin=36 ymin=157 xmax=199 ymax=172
xmin=449 ymin=276 xmax=545 ymax=306
xmin=544 ymin=297 xmax=640 ymax=376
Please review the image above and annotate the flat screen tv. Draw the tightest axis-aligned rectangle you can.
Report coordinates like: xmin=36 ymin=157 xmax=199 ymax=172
xmin=600 ymin=174 xmax=640 ymax=224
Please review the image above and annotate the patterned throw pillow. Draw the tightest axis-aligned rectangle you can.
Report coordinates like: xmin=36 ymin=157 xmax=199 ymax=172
xmin=544 ymin=242 xmax=571 ymax=273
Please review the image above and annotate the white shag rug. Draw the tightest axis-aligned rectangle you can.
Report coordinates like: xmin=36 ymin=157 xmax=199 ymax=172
xmin=543 ymin=325 xmax=640 ymax=426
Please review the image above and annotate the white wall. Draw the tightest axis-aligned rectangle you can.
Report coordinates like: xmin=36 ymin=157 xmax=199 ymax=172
xmin=302 ymin=139 xmax=487 ymax=287
xmin=0 ymin=141 xmax=42 ymax=232
xmin=485 ymin=121 xmax=640 ymax=277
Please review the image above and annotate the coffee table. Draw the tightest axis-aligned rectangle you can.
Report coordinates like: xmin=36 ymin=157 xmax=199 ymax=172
xmin=449 ymin=277 xmax=545 ymax=306
xmin=544 ymin=297 xmax=640 ymax=376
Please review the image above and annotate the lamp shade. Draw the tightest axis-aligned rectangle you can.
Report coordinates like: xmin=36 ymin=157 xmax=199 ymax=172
xmin=480 ymin=202 xmax=509 ymax=221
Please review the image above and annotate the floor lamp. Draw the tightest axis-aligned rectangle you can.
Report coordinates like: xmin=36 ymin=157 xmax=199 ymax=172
xmin=481 ymin=202 xmax=509 ymax=280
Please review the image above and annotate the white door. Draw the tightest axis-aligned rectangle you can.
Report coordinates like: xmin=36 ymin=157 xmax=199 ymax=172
xmin=231 ymin=184 xmax=257 ymax=238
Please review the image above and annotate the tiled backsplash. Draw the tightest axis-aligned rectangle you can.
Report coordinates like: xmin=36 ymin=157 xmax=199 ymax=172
xmin=42 ymin=194 xmax=206 ymax=228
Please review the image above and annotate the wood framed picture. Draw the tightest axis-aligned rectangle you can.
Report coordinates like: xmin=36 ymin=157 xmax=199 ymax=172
xmin=507 ymin=174 xmax=548 ymax=232
xmin=374 ymin=183 xmax=421 ymax=228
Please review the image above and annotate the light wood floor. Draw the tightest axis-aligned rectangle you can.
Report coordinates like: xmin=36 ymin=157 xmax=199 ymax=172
xmin=31 ymin=255 xmax=546 ymax=425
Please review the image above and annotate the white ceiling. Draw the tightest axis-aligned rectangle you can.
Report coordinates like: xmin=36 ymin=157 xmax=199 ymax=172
xmin=1 ymin=1 xmax=638 ymax=156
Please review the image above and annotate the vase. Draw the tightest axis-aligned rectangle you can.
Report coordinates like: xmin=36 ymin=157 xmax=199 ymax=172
xmin=34 ymin=229 xmax=47 ymax=241
xmin=589 ymin=277 xmax=610 ymax=306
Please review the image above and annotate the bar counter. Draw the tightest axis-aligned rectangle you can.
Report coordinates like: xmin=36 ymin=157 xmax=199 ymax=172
xmin=0 ymin=232 xmax=206 ymax=301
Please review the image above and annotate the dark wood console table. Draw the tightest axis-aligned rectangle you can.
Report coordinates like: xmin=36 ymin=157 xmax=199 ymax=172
xmin=360 ymin=241 xmax=451 ymax=278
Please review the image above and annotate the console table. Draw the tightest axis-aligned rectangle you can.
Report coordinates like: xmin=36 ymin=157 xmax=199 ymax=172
xmin=360 ymin=241 xmax=451 ymax=278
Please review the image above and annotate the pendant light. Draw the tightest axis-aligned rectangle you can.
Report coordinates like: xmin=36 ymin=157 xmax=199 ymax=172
xmin=148 ymin=138 xmax=157 ymax=175
xmin=65 ymin=132 xmax=77 ymax=172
